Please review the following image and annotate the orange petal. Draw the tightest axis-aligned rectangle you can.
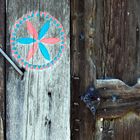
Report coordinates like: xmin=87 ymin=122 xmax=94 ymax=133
xmin=26 ymin=43 xmax=38 ymax=61
xmin=41 ymin=38 xmax=60 ymax=44
xmin=26 ymin=21 xmax=38 ymax=39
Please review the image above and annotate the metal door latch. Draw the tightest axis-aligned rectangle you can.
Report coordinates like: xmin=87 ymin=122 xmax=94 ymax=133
xmin=81 ymin=85 xmax=101 ymax=116
xmin=0 ymin=45 xmax=24 ymax=76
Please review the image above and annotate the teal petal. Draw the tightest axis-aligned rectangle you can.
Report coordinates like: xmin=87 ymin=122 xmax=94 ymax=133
xmin=16 ymin=38 xmax=36 ymax=44
xmin=39 ymin=42 xmax=50 ymax=61
xmin=38 ymin=20 xmax=50 ymax=40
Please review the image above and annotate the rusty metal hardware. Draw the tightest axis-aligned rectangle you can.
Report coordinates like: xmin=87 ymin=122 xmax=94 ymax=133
xmin=0 ymin=45 xmax=24 ymax=76
xmin=82 ymin=78 xmax=140 ymax=118
xmin=81 ymin=85 xmax=101 ymax=116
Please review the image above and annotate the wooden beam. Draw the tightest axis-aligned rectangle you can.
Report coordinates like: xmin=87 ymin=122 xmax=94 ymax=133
xmin=95 ymin=79 xmax=140 ymax=118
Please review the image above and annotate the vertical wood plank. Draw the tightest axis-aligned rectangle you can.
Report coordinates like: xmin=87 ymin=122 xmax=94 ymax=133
xmin=0 ymin=117 xmax=4 ymax=140
xmin=6 ymin=0 xmax=70 ymax=140
xmin=71 ymin=0 xmax=96 ymax=140
xmin=95 ymin=0 xmax=140 ymax=85
xmin=0 ymin=0 xmax=5 ymax=139
xmin=94 ymin=0 xmax=140 ymax=140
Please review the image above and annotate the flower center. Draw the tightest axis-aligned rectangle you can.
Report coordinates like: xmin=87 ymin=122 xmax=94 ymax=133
xmin=36 ymin=40 xmax=40 ymax=44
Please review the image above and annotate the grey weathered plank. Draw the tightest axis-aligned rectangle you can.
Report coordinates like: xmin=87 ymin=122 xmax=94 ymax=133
xmin=6 ymin=0 xmax=70 ymax=140
xmin=0 ymin=117 xmax=4 ymax=140
xmin=0 ymin=0 xmax=5 ymax=139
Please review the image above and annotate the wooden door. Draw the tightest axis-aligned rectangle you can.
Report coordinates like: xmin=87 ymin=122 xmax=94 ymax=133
xmin=1 ymin=0 xmax=140 ymax=140
xmin=71 ymin=0 xmax=140 ymax=140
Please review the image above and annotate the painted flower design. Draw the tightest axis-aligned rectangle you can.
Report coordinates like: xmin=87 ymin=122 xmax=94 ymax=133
xmin=16 ymin=20 xmax=60 ymax=61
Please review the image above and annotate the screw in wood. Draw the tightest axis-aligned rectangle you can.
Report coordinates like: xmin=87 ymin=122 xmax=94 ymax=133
xmin=75 ymin=119 xmax=80 ymax=122
xmin=74 ymin=102 xmax=79 ymax=106
xmin=127 ymin=12 xmax=130 ymax=16
xmin=74 ymin=128 xmax=79 ymax=132
xmin=112 ymin=95 xmax=117 ymax=102
xmin=100 ymin=118 xmax=103 ymax=121
xmin=79 ymin=32 xmax=84 ymax=40
xmin=100 ymin=127 xmax=103 ymax=132
xmin=72 ymin=76 xmax=80 ymax=80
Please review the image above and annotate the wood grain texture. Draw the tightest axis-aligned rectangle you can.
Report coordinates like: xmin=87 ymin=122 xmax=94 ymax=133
xmin=0 ymin=117 xmax=4 ymax=140
xmin=96 ymin=79 xmax=140 ymax=118
xmin=6 ymin=0 xmax=70 ymax=140
xmin=94 ymin=0 xmax=140 ymax=140
xmin=0 ymin=0 xmax=5 ymax=139
xmin=71 ymin=0 xmax=96 ymax=140
xmin=95 ymin=113 xmax=140 ymax=140
xmin=95 ymin=0 xmax=140 ymax=85
xmin=71 ymin=0 xmax=140 ymax=140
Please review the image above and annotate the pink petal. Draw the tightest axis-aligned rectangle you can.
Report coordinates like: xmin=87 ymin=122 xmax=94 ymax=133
xmin=26 ymin=21 xmax=38 ymax=39
xmin=26 ymin=43 xmax=38 ymax=61
xmin=41 ymin=38 xmax=60 ymax=44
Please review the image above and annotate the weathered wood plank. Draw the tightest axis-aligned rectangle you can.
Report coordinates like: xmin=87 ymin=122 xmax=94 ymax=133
xmin=95 ymin=79 xmax=140 ymax=118
xmin=94 ymin=0 xmax=140 ymax=139
xmin=0 ymin=0 xmax=5 ymax=139
xmin=95 ymin=0 xmax=140 ymax=85
xmin=95 ymin=113 xmax=140 ymax=140
xmin=0 ymin=117 xmax=4 ymax=140
xmin=71 ymin=0 xmax=96 ymax=140
xmin=71 ymin=0 xmax=140 ymax=140
xmin=6 ymin=0 xmax=70 ymax=140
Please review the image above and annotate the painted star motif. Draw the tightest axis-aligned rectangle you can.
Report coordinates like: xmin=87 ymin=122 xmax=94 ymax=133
xmin=16 ymin=20 xmax=60 ymax=61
